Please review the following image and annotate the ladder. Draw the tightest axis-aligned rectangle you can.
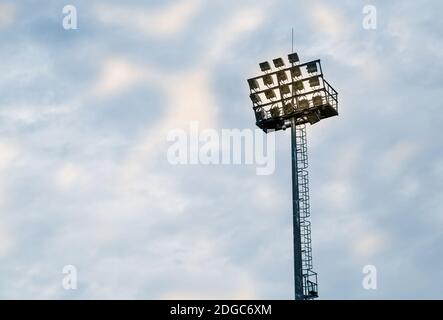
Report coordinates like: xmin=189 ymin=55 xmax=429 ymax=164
xmin=295 ymin=124 xmax=318 ymax=299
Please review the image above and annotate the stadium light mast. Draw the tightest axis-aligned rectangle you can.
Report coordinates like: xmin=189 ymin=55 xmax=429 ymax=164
xmin=247 ymin=52 xmax=338 ymax=300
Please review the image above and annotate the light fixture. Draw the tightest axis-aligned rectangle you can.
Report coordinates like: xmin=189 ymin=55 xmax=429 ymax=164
xmin=313 ymin=95 xmax=323 ymax=107
xmin=259 ymin=61 xmax=271 ymax=72
xmin=280 ymin=84 xmax=291 ymax=95
xmin=283 ymin=102 xmax=294 ymax=115
xmin=309 ymin=76 xmax=320 ymax=87
xmin=248 ymin=78 xmax=260 ymax=91
xmin=270 ymin=105 xmax=281 ymax=118
xmin=255 ymin=108 xmax=266 ymax=121
xmin=250 ymin=93 xmax=262 ymax=104
xmin=265 ymin=88 xmax=276 ymax=100
xmin=273 ymin=58 xmax=285 ymax=68
xmin=307 ymin=111 xmax=321 ymax=124
xmin=294 ymin=80 xmax=304 ymax=91
xmin=298 ymin=98 xmax=310 ymax=109
xmin=288 ymin=53 xmax=300 ymax=64
xmin=290 ymin=66 xmax=301 ymax=78
xmin=277 ymin=70 xmax=288 ymax=82
xmin=263 ymin=74 xmax=274 ymax=86
xmin=306 ymin=62 xmax=318 ymax=73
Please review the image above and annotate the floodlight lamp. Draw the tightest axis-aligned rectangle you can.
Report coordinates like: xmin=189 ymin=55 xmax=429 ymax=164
xmin=288 ymin=53 xmax=300 ymax=64
xmin=280 ymin=84 xmax=291 ymax=95
xmin=265 ymin=89 xmax=276 ymax=100
xmin=250 ymin=93 xmax=262 ymax=104
xmin=273 ymin=58 xmax=285 ymax=68
xmin=259 ymin=61 xmax=271 ymax=72
xmin=298 ymin=98 xmax=310 ymax=109
xmin=313 ymin=95 xmax=323 ymax=107
xmin=283 ymin=102 xmax=294 ymax=115
xmin=255 ymin=108 xmax=266 ymax=122
xmin=306 ymin=62 xmax=318 ymax=73
xmin=248 ymin=78 xmax=260 ymax=91
xmin=290 ymin=66 xmax=301 ymax=78
xmin=309 ymin=76 xmax=320 ymax=87
xmin=270 ymin=105 xmax=281 ymax=118
xmin=263 ymin=74 xmax=274 ymax=86
xmin=277 ymin=70 xmax=288 ymax=82
xmin=307 ymin=111 xmax=321 ymax=124
xmin=294 ymin=80 xmax=304 ymax=91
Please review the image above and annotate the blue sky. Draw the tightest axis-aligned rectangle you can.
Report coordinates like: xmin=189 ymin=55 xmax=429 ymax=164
xmin=0 ymin=0 xmax=442 ymax=299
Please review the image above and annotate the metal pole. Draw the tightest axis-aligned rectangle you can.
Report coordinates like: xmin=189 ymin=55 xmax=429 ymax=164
xmin=291 ymin=117 xmax=304 ymax=300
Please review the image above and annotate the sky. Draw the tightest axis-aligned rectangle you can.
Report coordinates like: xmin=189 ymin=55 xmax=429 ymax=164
xmin=0 ymin=0 xmax=442 ymax=299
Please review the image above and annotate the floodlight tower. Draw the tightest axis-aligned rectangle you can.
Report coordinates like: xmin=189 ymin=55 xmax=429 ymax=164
xmin=247 ymin=53 xmax=338 ymax=300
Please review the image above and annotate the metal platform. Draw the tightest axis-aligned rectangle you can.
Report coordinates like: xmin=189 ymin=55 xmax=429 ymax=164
xmin=256 ymin=102 xmax=338 ymax=132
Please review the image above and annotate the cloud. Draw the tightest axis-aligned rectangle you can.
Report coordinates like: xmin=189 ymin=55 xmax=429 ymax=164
xmin=352 ymin=232 xmax=385 ymax=258
xmin=204 ymin=5 xmax=269 ymax=64
xmin=54 ymin=163 xmax=89 ymax=190
xmin=0 ymin=43 xmax=51 ymax=87
xmin=160 ymin=277 xmax=256 ymax=300
xmin=0 ymin=140 xmax=18 ymax=171
xmin=0 ymin=104 xmax=75 ymax=126
xmin=0 ymin=0 xmax=442 ymax=300
xmin=106 ymin=2 xmax=271 ymax=183
xmin=379 ymin=141 xmax=418 ymax=178
xmin=92 ymin=58 xmax=145 ymax=97
xmin=305 ymin=3 xmax=385 ymax=82
xmin=94 ymin=0 xmax=203 ymax=38
xmin=309 ymin=4 xmax=348 ymax=41
xmin=0 ymin=226 xmax=14 ymax=256
xmin=0 ymin=3 xmax=15 ymax=28
xmin=0 ymin=141 xmax=18 ymax=209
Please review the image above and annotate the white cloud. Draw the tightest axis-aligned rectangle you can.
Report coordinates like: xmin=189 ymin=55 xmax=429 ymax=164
xmin=94 ymin=0 xmax=203 ymax=38
xmin=0 ymin=140 xmax=18 ymax=171
xmin=102 ymin=0 xmax=271 ymax=180
xmin=319 ymin=179 xmax=354 ymax=211
xmin=0 ymin=43 xmax=51 ymax=87
xmin=0 ymin=141 xmax=18 ymax=209
xmin=253 ymin=182 xmax=285 ymax=212
xmin=309 ymin=4 xmax=348 ymax=41
xmin=54 ymin=163 xmax=89 ymax=189
xmin=0 ymin=104 xmax=75 ymax=125
xmin=160 ymin=276 xmax=257 ymax=300
xmin=92 ymin=58 xmax=145 ymax=97
xmin=2 ymin=0 xmax=442 ymax=300
xmin=0 ymin=226 xmax=14 ymax=256
xmin=379 ymin=141 xmax=418 ymax=178
xmin=306 ymin=3 xmax=384 ymax=82
xmin=396 ymin=176 xmax=420 ymax=198
xmin=0 ymin=3 xmax=15 ymax=28
xmin=204 ymin=5 xmax=268 ymax=64
xmin=352 ymin=232 xmax=385 ymax=258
